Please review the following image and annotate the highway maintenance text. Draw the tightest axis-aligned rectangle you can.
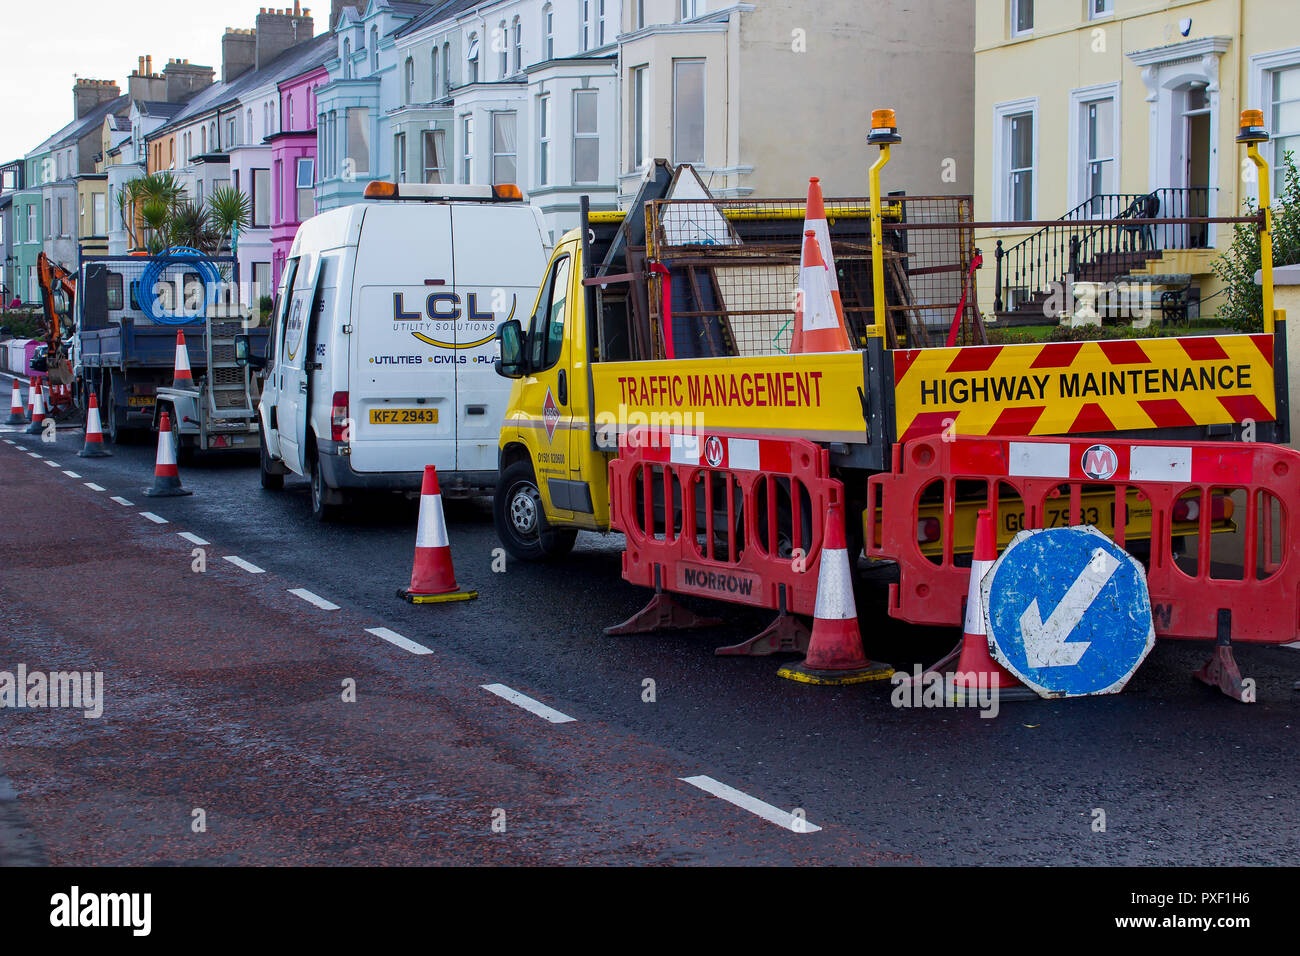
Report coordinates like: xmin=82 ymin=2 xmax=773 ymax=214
xmin=918 ymin=365 xmax=1253 ymax=406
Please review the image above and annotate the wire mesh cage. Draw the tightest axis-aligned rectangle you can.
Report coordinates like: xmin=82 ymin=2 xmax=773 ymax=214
xmin=639 ymin=195 xmax=980 ymax=358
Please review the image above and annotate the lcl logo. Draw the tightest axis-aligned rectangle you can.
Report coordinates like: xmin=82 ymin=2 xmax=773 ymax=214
xmin=1081 ymin=444 xmax=1119 ymax=481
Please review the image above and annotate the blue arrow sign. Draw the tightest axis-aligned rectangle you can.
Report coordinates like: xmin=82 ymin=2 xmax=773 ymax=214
xmin=981 ymin=526 xmax=1155 ymax=698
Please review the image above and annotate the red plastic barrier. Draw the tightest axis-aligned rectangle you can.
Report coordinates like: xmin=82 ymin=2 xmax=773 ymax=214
xmin=867 ymin=434 xmax=1300 ymax=644
xmin=609 ymin=428 xmax=843 ymax=615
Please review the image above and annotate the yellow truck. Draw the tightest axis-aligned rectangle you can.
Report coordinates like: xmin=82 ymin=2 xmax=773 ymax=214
xmin=490 ymin=111 xmax=1299 ymax=684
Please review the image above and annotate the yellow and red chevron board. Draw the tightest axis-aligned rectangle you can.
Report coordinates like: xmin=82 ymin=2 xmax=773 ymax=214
xmin=893 ymin=334 xmax=1276 ymax=441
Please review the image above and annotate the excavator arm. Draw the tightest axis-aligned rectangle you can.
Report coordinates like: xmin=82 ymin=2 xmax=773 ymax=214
xmin=35 ymin=252 xmax=76 ymax=387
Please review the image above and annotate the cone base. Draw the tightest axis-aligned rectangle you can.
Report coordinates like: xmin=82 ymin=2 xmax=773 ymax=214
xmin=23 ymin=421 xmax=45 ymax=435
xmin=398 ymin=587 xmax=477 ymax=604
xmin=947 ymin=682 xmax=1041 ymax=704
xmin=78 ymin=445 xmax=112 ymax=458
xmin=144 ymin=483 xmax=192 ymax=498
xmin=5 ymin=413 xmax=26 ymax=425
xmin=777 ymin=660 xmax=894 ymax=685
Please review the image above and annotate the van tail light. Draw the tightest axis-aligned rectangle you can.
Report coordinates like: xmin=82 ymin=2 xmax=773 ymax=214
xmin=331 ymin=391 xmax=349 ymax=441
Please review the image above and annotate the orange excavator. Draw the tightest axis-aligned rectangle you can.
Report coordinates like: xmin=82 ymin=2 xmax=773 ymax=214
xmin=34 ymin=252 xmax=77 ymax=415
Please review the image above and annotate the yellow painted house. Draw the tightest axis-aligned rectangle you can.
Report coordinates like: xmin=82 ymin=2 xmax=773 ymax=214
xmin=974 ymin=0 xmax=1299 ymax=323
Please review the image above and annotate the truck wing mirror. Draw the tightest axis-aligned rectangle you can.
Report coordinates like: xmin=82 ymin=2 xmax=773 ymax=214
xmin=495 ymin=319 xmax=526 ymax=379
xmin=234 ymin=333 xmax=266 ymax=370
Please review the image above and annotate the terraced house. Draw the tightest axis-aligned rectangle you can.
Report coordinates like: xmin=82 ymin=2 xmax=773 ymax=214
xmin=975 ymin=0 xmax=1300 ymax=324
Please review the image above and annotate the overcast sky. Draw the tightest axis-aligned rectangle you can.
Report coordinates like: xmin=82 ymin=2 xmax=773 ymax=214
xmin=0 ymin=1 xmax=320 ymax=163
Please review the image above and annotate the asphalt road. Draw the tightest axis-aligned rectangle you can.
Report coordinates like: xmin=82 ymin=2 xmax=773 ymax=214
xmin=2 ymin=379 xmax=1297 ymax=865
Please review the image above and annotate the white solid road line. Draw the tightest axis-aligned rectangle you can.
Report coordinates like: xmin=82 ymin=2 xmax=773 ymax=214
xmin=177 ymin=532 xmax=209 ymax=546
xmin=110 ymin=496 xmax=133 ymax=506
xmin=480 ymin=683 xmax=576 ymax=724
xmin=139 ymin=512 xmax=168 ymax=524
xmin=62 ymin=470 xmax=80 ymax=478
xmin=84 ymin=482 xmax=106 ymax=492
xmin=223 ymin=555 xmax=265 ymax=574
xmin=366 ymin=627 xmax=432 ymax=655
xmin=678 ymin=775 xmax=822 ymax=834
xmin=289 ymin=588 xmax=340 ymax=611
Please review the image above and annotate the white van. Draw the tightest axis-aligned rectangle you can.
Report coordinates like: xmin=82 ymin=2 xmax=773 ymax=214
xmin=253 ymin=182 xmax=549 ymax=520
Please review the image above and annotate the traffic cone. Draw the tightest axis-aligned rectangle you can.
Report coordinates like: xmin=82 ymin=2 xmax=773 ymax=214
xmin=77 ymin=390 xmax=111 ymax=458
xmin=173 ymin=331 xmax=194 ymax=388
xmin=790 ymin=231 xmax=853 ymax=354
xmin=5 ymin=379 xmax=25 ymax=425
xmin=800 ymin=176 xmax=847 ymax=328
xmin=23 ymin=384 xmax=45 ymax=435
xmin=27 ymin=378 xmax=38 ymax=418
xmin=143 ymin=411 xmax=192 ymax=497
xmin=777 ymin=498 xmax=892 ymax=685
xmin=398 ymin=464 xmax=477 ymax=604
xmin=915 ymin=509 xmax=1036 ymax=703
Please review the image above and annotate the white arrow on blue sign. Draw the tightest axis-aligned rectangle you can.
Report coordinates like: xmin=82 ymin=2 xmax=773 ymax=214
xmin=981 ymin=525 xmax=1156 ymax=698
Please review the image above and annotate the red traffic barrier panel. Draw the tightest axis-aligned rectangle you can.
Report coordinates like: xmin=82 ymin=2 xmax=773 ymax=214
xmin=78 ymin=390 xmax=112 ymax=458
xmin=867 ymin=434 xmax=1300 ymax=695
xmin=776 ymin=495 xmax=892 ymax=685
xmin=607 ymin=427 xmax=842 ymax=653
xmin=399 ymin=465 xmax=477 ymax=604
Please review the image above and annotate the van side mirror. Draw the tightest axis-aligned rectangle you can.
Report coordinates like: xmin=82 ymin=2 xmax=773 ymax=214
xmin=234 ymin=333 xmax=266 ymax=370
xmin=495 ymin=319 xmax=526 ymax=378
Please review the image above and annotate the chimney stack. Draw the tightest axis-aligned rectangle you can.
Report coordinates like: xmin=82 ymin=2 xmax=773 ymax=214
xmin=128 ymin=54 xmax=166 ymax=103
xmin=223 ymin=27 xmax=258 ymax=83
xmin=162 ymin=58 xmax=215 ymax=103
xmin=255 ymin=7 xmax=315 ymax=70
xmin=73 ymin=78 xmax=121 ymax=119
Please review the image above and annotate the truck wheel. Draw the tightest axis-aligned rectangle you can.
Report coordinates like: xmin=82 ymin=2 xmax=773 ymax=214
xmin=259 ymin=429 xmax=284 ymax=490
xmin=310 ymin=453 xmax=341 ymax=522
xmin=494 ymin=460 xmax=577 ymax=561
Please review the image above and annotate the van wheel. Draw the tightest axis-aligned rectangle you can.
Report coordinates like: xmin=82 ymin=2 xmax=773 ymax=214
xmin=260 ymin=429 xmax=284 ymax=490
xmin=310 ymin=454 xmax=341 ymax=522
xmin=494 ymin=460 xmax=577 ymax=561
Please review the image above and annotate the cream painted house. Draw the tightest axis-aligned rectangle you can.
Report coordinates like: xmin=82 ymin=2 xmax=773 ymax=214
xmin=974 ymin=0 xmax=1300 ymax=322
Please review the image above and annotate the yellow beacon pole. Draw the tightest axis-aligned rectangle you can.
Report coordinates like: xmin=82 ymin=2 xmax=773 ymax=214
xmin=1237 ymin=109 xmax=1275 ymax=334
xmin=867 ymin=109 xmax=901 ymax=340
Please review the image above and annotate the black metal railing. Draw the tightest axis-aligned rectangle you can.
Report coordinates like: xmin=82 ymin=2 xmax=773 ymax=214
xmin=993 ymin=187 xmax=1213 ymax=314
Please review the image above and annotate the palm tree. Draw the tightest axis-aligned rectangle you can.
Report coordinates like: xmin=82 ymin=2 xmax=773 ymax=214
xmin=207 ymin=185 xmax=251 ymax=256
xmin=118 ymin=172 xmax=186 ymax=252
xmin=167 ymin=202 xmax=222 ymax=254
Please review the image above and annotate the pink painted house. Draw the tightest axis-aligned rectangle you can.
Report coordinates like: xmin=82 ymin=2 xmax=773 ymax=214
xmin=270 ymin=63 xmax=328 ymax=288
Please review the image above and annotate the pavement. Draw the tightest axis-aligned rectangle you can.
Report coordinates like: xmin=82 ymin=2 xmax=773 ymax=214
xmin=1 ymin=376 xmax=1298 ymax=865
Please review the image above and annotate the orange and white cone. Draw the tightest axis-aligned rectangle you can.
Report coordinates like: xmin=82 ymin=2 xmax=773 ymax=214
xmin=398 ymin=465 xmax=477 ymax=604
xmin=23 ymin=384 xmax=46 ymax=435
xmin=173 ymin=331 xmax=194 ymax=388
xmin=6 ymin=378 xmax=26 ymax=425
xmin=790 ymin=230 xmax=853 ymax=354
xmin=778 ymin=498 xmax=892 ymax=685
xmin=78 ymin=390 xmax=112 ymax=458
xmin=27 ymin=378 xmax=38 ymax=418
xmin=143 ymin=410 xmax=191 ymax=497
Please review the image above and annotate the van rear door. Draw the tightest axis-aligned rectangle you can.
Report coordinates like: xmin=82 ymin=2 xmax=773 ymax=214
xmin=275 ymin=255 xmax=323 ymax=475
xmin=350 ymin=203 xmax=456 ymax=475
xmin=451 ymin=203 xmax=549 ymax=472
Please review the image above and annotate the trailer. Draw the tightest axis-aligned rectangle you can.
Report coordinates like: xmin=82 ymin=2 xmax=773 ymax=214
xmin=76 ymin=251 xmax=268 ymax=453
xmin=489 ymin=109 xmax=1298 ymax=701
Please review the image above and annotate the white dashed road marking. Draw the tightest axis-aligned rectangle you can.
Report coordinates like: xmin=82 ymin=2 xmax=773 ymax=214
xmin=62 ymin=470 xmax=80 ymax=478
xmin=139 ymin=512 xmax=168 ymax=524
xmin=177 ymin=532 xmax=209 ymax=546
xmin=110 ymin=496 xmax=133 ymax=506
xmin=289 ymin=588 xmax=340 ymax=611
xmin=222 ymin=555 xmax=264 ymax=574
xmin=365 ymin=627 xmax=431 ymax=655
xmin=678 ymin=775 xmax=822 ymax=833
xmin=480 ymin=683 xmax=576 ymax=724
xmin=28 ymin=452 xmax=41 ymax=458
xmin=84 ymin=483 xmax=106 ymax=492
xmin=44 ymin=460 xmax=59 ymax=467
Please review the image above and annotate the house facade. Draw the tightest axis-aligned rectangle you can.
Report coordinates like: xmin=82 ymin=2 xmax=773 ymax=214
xmin=270 ymin=63 xmax=330 ymax=287
xmin=974 ymin=0 xmax=1300 ymax=320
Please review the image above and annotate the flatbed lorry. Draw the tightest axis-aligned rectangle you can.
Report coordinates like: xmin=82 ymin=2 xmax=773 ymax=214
xmin=490 ymin=111 xmax=1299 ymax=695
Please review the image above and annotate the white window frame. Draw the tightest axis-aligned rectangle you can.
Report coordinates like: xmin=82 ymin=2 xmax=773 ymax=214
xmin=1011 ymin=0 xmax=1034 ymax=38
xmin=1250 ymin=47 xmax=1300 ymax=201
xmin=512 ymin=17 xmax=522 ymax=74
xmin=462 ymin=113 xmax=474 ymax=182
xmin=631 ymin=65 xmax=649 ymax=171
xmin=467 ymin=33 xmax=480 ymax=83
xmin=431 ymin=47 xmax=440 ymax=100
xmin=992 ymin=97 xmax=1039 ymax=222
xmin=1088 ymin=0 xmax=1112 ymax=20
xmin=395 ymin=131 xmax=407 ymax=183
xmin=405 ymin=57 xmax=415 ymax=104
xmin=537 ymin=95 xmax=551 ymax=187
xmin=581 ymin=0 xmax=591 ymax=52
xmin=1067 ymin=83 xmax=1121 ymax=209
xmin=542 ymin=6 xmax=554 ymax=60
xmin=672 ymin=59 xmax=706 ymax=166
xmin=498 ymin=20 xmax=509 ymax=77
xmin=680 ymin=0 xmax=699 ymax=21
xmin=490 ymin=110 xmax=517 ymax=186
xmin=572 ymin=90 xmax=599 ymax=184
xmin=422 ymin=128 xmax=446 ymax=183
